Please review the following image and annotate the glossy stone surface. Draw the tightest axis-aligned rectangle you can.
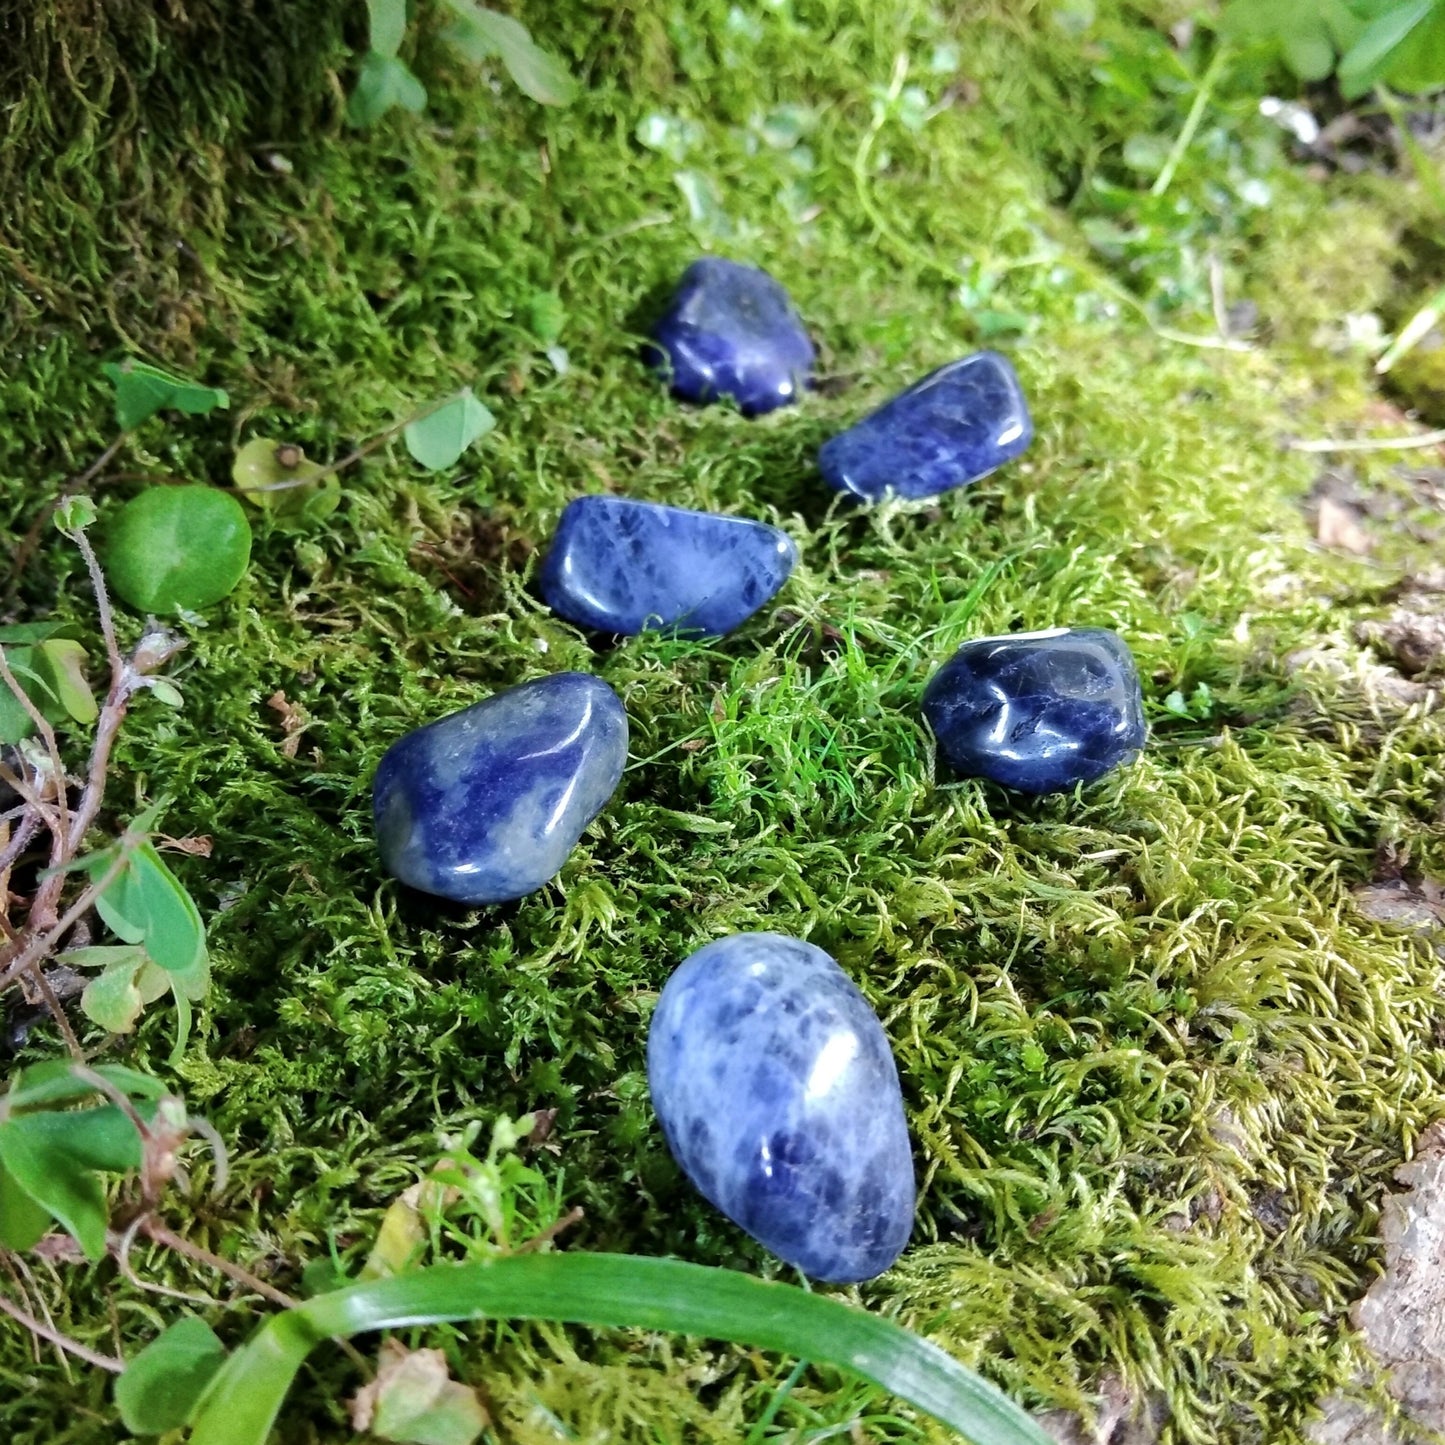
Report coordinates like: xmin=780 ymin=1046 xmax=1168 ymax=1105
xmin=818 ymin=350 xmax=1032 ymax=502
xmin=922 ymin=627 xmax=1146 ymax=795
xmin=647 ymin=932 xmax=915 ymax=1283
xmin=539 ymin=496 xmax=797 ymax=637
xmin=373 ymin=673 xmax=627 ymax=904
xmin=650 ymin=257 xmax=815 ymax=415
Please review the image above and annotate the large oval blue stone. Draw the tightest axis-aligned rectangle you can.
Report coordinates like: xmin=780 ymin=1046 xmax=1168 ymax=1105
xmin=818 ymin=351 xmax=1032 ymax=502
xmin=647 ymin=932 xmax=915 ymax=1283
xmin=650 ymin=257 xmax=815 ymax=416
xmin=539 ymin=496 xmax=797 ymax=638
xmin=922 ymin=627 xmax=1146 ymax=795
xmin=373 ymin=673 xmax=628 ymax=904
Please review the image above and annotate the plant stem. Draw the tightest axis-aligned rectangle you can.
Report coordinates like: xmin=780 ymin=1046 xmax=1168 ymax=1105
xmin=6 ymin=431 xmax=129 ymax=602
xmin=1152 ymin=46 xmax=1229 ymax=198
xmin=0 ymin=1290 xmax=125 ymax=1373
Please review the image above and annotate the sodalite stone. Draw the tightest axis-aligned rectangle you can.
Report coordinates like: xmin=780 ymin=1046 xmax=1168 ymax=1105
xmin=539 ymin=496 xmax=796 ymax=638
xmin=650 ymin=258 xmax=815 ymax=416
xmin=818 ymin=350 xmax=1032 ymax=502
xmin=922 ymin=628 xmax=1146 ymax=795
xmin=647 ymin=932 xmax=915 ymax=1283
xmin=373 ymin=673 xmax=627 ymax=905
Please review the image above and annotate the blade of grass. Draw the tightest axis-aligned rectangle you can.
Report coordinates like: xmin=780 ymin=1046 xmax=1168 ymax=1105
xmin=187 ymin=1254 xmax=1048 ymax=1445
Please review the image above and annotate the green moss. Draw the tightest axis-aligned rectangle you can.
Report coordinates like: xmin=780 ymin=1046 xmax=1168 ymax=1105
xmin=2 ymin=2 xmax=1444 ymax=1442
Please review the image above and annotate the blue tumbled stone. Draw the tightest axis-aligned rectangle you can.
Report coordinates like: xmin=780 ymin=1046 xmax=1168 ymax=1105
xmin=922 ymin=627 xmax=1146 ymax=795
xmin=818 ymin=351 xmax=1032 ymax=502
xmin=373 ymin=672 xmax=628 ymax=904
xmin=647 ymin=932 xmax=915 ymax=1283
xmin=539 ymin=496 xmax=797 ymax=638
xmin=650 ymin=257 xmax=815 ymax=416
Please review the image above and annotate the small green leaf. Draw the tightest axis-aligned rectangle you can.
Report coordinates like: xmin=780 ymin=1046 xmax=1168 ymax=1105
xmin=348 ymin=52 xmax=428 ymax=127
xmin=149 ymin=678 xmax=185 ymax=709
xmin=231 ymin=439 xmax=339 ymax=524
xmin=104 ymin=486 xmax=252 ymax=613
xmin=84 ymin=840 xmax=207 ymax=975
xmin=116 ymin=1316 xmax=229 ymax=1434
xmin=353 ymin=1341 xmax=487 ymax=1445
xmin=54 ymin=495 xmax=99 ymax=532
xmin=404 ymin=391 xmax=496 ymax=471
xmin=0 ymin=1160 xmax=53 ymax=1252
xmin=0 ymin=1117 xmax=109 ymax=1259
xmin=101 ymin=360 xmax=229 ymax=432
xmin=38 ymin=639 xmax=98 ymax=725
xmin=441 ymin=0 xmax=578 ymax=105
xmin=82 ymin=952 xmax=149 ymax=1034
xmin=367 ymin=0 xmax=409 ymax=58
xmin=673 ymin=170 xmax=733 ymax=239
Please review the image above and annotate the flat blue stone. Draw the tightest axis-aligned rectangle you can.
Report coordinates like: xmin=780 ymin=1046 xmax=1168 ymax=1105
xmin=650 ymin=257 xmax=815 ymax=416
xmin=373 ymin=672 xmax=628 ymax=904
xmin=818 ymin=351 xmax=1032 ymax=502
xmin=647 ymin=932 xmax=915 ymax=1283
xmin=539 ymin=496 xmax=797 ymax=638
xmin=922 ymin=627 xmax=1146 ymax=795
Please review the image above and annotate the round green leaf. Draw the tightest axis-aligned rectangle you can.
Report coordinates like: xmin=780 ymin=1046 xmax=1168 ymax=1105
xmin=105 ymin=487 xmax=252 ymax=613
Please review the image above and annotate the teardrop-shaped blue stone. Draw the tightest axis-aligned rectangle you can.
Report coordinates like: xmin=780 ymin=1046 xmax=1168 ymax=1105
xmin=648 ymin=932 xmax=915 ymax=1283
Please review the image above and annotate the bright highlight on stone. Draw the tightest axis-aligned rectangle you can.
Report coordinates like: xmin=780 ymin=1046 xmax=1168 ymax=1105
xmin=373 ymin=672 xmax=628 ymax=904
xmin=818 ymin=350 xmax=1032 ymax=502
xmin=650 ymin=257 xmax=815 ymax=416
xmin=539 ymin=496 xmax=797 ymax=637
xmin=647 ymin=931 xmax=915 ymax=1284
xmin=922 ymin=627 xmax=1146 ymax=795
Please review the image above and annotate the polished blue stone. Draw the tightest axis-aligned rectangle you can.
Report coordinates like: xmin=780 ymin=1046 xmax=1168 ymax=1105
xmin=818 ymin=351 xmax=1032 ymax=502
xmin=647 ymin=932 xmax=915 ymax=1283
xmin=373 ymin=672 xmax=628 ymax=904
xmin=539 ymin=496 xmax=797 ymax=638
xmin=650 ymin=258 xmax=815 ymax=416
xmin=922 ymin=627 xmax=1146 ymax=795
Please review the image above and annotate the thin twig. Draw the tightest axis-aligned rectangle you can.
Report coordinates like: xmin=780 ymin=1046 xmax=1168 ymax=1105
xmin=512 ymin=1207 xmax=585 ymax=1255
xmin=25 ymin=960 xmax=82 ymax=1057
xmin=141 ymin=1219 xmax=298 ymax=1310
xmin=0 ymin=1290 xmax=125 ymax=1373
xmin=1289 ymin=429 xmax=1445 ymax=454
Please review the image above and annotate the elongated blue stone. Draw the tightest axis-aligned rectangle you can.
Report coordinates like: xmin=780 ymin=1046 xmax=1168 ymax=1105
xmin=922 ymin=628 xmax=1146 ymax=795
xmin=539 ymin=496 xmax=797 ymax=638
xmin=648 ymin=932 xmax=915 ymax=1283
xmin=373 ymin=673 xmax=628 ymax=904
xmin=818 ymin=351 xmax=1032 ymax=502
xmin=650 ymin=257 xmax=815 ymax=416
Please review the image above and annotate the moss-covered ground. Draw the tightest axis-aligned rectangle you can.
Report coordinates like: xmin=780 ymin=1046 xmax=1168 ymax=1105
xmin=2 ymin=1 xmax=1445 ymax=1441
